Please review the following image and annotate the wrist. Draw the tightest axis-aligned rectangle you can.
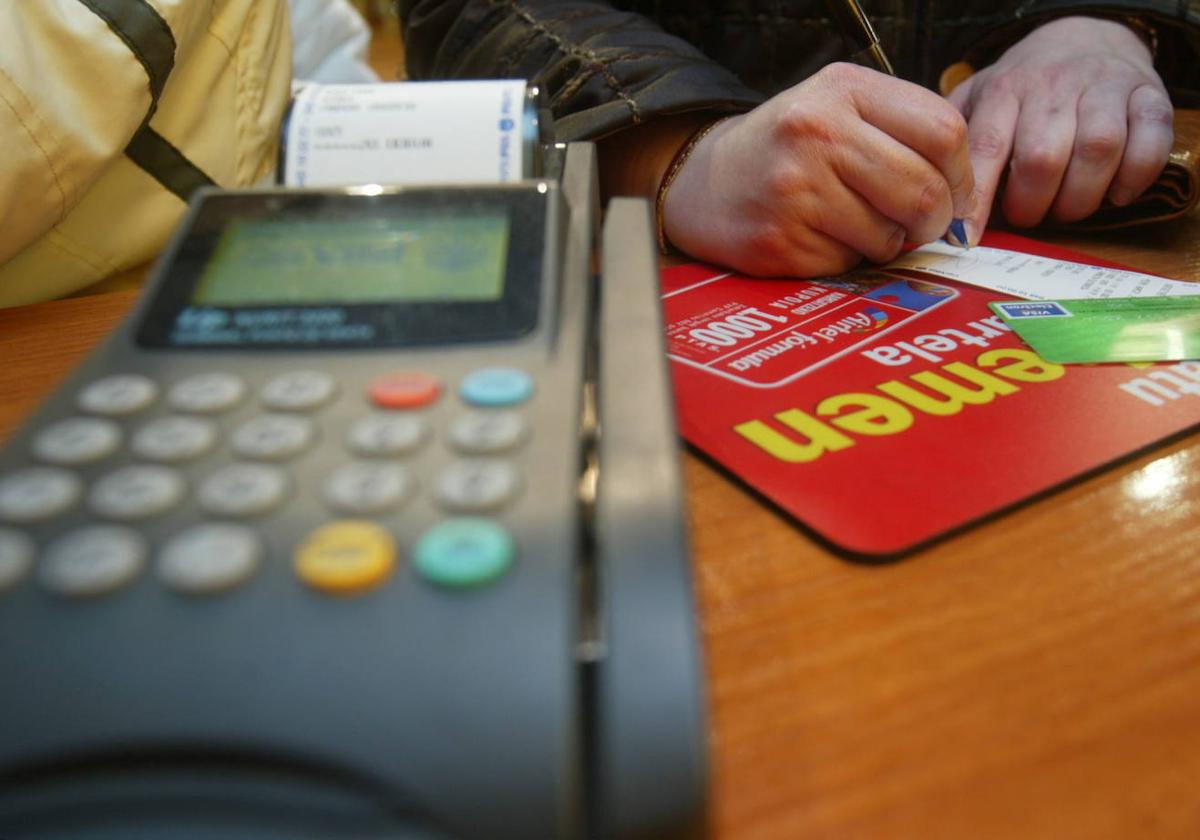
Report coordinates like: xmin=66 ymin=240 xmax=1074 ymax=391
xmin=595 ymin=112 xmax=739 ymax=254
xmin=655 ymin=116 xmax=735 ymax=254
xmin=964 ymin=14 xmax=1157 ymax=72
xmin=1044 ymin=15 xmax=1157 ymax=61
xmin=1115 ymin=15 xmax=1158 ymax=60
xmin=596 ymin=113 xmax=721 ymax=202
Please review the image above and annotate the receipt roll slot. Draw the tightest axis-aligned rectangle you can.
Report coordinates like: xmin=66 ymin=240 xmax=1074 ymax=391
xmin=0 ymin=126 xmax=707 ymax=838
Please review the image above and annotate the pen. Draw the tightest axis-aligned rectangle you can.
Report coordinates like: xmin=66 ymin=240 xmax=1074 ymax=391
xmin=824 ymin=0 xmax=970 ymax=247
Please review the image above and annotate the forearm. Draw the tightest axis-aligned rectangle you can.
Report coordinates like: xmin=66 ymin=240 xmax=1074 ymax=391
xmin=397 ymin=0 xmax=761 ymax=140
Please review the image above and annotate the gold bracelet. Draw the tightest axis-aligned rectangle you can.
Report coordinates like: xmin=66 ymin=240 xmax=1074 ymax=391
xmin=655 ymin=115 xmax=735 ymax=254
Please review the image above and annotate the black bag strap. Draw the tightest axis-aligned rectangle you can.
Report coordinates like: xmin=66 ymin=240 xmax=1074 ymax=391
xmin=76 ymin=0 xmax=216 ymax=201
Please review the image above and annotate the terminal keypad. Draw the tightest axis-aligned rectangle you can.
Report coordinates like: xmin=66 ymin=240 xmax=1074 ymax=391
xmin=0 ymin=367 xmax=532 ymax=598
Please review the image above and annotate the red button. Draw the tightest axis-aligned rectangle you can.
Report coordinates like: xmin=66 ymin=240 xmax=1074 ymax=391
xmin=368 ymin=371 xmax=442 ymax=409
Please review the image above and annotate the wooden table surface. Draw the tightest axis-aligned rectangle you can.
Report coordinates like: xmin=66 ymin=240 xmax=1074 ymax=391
xmin=688 ymin=216 xmax=1200 ymax=840
xmin=2 ymin=215 xmax=1199 ymax=838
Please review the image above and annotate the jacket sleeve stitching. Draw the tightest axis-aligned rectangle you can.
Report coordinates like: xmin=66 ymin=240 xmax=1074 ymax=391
xmin=231 ymin=0 xmax=258 ymax=183
xmin=503 ymin=24 xmax=548 ymax=77
xmin=205 ymin=1 xmax=236 ymax=56
xmin=46 ymin=225 xmax=113 ymax=277
xmin=497 ymin=0 xmax=644 ymax=122
xmin=552 ymin=49 xmax=702 ymax=108
xmin=0 ymin=67 xmax=68 ymax=224
xmin=556 ymin=64 xmax=607 ymax=106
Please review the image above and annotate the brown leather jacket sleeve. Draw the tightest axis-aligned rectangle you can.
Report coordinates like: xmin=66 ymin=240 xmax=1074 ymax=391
xmin=397 ymin=0 xmax=1200 ymax=141
xmin=397 ymin=0 xmax=763 ymax=140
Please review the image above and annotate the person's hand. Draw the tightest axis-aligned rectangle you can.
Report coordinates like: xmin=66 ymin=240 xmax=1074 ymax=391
xmin=661 ymin=62 xmax=976 ymax=276
xmin=949 ymin=16 xmax=1173 ymax=237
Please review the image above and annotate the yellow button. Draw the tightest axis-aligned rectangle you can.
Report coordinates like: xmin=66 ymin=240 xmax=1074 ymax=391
xmin=294 ymin=521 xmax=396 ymax=595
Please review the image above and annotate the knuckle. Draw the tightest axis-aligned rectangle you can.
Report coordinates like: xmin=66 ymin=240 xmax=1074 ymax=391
xmin=930 ymin=110 xmax=969 ymax=154
xmin=816 ymin=61 xmax=862 ymax=89
xmin=1010 ymin=144 xmax=1063 ymax=181
xmin=912 ymin=177 xmax=949 ymax=225
xmin=984 ymin=69 xmax=1027 ymax=99
xmin=1132 ymin=93 xmax=1174 ymax=127
xmin=759 ymin=164 xmax=806 ymax=204
xmin=969 ymin=126 xmax=1009 ymax=161
xmin=825 ymin=251 xmax=865 ymax=276
xmin=871 ymin=224 xmax=906 ymax=262
xmin=794 ymin=241 xmax=862 ymax=277
xmin=1075 ymin=126 xmax=1124 ymax=164
xmin=741 ymin=222 xmax=792 ymax=268
xmin=775 ymin=103 xmax=834 ymax=146
xmin=803 ymin=202 xmax=839 ymax=241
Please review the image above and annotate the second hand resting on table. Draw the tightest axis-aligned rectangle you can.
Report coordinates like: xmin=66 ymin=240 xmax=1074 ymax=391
xmin=599 ymin=16 xmax=1173 ymax=277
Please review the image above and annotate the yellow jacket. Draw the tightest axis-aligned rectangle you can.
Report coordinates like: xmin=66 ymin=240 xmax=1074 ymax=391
xmin=0 ymin=0 xmax=292 ymax=308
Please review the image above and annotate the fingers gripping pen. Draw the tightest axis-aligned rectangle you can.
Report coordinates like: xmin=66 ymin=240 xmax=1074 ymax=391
xmin=824 ymin=0 xmax=971 ymax=246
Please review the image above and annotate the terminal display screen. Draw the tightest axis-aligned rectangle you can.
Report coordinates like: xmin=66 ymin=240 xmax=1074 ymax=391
xmin=191 ymin=213 xmax=510 ymax=306
xmin=137 ymin=187 xmax=550 ymax=349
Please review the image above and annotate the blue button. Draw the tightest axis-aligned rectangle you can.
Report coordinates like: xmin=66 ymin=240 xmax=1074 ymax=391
xmin=459 ymin=368 xmax=534 ymax=407
xmin=413 ymin=518 xmax=515 ymax=589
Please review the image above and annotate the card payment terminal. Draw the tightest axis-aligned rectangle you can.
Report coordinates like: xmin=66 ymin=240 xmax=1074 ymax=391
xmin=0 ymin=143 xmax=706 ymax=838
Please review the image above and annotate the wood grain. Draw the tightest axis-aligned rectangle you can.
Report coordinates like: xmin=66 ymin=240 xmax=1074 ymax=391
xmin=693 ymin=216 xmax=1200 ymax=839
xmin=0 ymin=290 xmax=139 ymax=442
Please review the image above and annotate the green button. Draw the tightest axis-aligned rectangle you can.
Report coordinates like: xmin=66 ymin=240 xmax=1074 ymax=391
xmin=413 ymin=518 xmax=515 ymax=588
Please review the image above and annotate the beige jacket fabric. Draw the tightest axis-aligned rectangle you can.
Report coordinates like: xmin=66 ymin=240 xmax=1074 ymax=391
xmin=0 ymin=0 xmax=293 ymax=308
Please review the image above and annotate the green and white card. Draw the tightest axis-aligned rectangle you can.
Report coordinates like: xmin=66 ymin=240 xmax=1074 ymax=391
xmin=990 ymin=296 xmax=1200 ymax=363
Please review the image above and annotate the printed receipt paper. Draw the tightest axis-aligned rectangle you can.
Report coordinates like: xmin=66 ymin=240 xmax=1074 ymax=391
xmin=661 ymin=231 xmax=1200 ymax=557
xmin=282 ymin=80 xmax=531 ymax=188
xmin=888 ymin=238 xmax=1200 ymax=300
xmin=896 ymin=239 xmax=1200 ymax=364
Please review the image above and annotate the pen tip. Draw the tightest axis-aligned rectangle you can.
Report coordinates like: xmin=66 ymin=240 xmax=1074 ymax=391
xmin=948 ymin=218 xmax=970 ymax=248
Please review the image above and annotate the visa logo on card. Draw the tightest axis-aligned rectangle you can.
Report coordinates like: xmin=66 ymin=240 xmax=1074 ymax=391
xmin=993 ymin=301 xmax=1072 ymax=318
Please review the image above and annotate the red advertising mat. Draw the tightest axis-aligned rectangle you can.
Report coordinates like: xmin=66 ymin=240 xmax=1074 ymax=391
xmin=661 ymin=232 xmax=1200 ymax=558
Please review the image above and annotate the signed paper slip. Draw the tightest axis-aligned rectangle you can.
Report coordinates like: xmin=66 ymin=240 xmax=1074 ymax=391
xmin=891 ymin=240 xmax=1199 ymax=301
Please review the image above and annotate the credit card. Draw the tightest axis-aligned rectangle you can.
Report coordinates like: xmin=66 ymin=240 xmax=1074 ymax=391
xmin=989 ymin=296 xmax=1200 ymax=363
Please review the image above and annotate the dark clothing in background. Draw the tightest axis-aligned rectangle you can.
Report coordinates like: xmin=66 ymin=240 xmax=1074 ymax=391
xmin=397 ymin=0 xmax=1200 ymax=140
